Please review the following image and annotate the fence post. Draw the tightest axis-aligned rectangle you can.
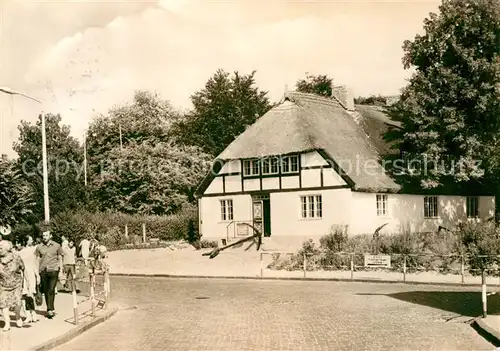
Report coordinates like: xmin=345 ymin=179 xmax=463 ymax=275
xmin=142 ymin=223 xmax=146 ymax=243
xmin=350 ymin=253 xmax=354 ymax=280
xmin=461 ymin=255 xmax=465 ymax=284
xmin=403 ymin=255 xmax=407 ymax=283
xmin=303 ymin=252 xmax=307 ymax=278
xmin=90 ymin=271 xmax=96 ymax=318
xmin=482 ymin=269 xmax=487 ymax=318
xmin=260 ymin=252 xmax=263 ymax=278
xmin=104 ymin=269 xmax=110 ymax=309
xmin=124 ymin=224 xmax=128 ymax=239
xmin=72 ymin=273 xmax=79 ymax=325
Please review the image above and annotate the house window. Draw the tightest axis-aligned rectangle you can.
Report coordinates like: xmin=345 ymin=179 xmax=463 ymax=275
xmin=220 ymin=199 xmax=234 ymax=221
xmin=243 ymin=159 xmax=260 ymax=177
xmin=300 ymin=195 xmax=322 ymax=219
xmin=376 ymin=194 xmax=388 ymax=216
xmin=282 ymin=155 xmax=299 ymax=174
xmin=467 ymin=196 xmax=479 ymax=218
xmin=261 ymin=157 xmax=279 ymax=175
xmin=424 ymin=196 xmax=438 ymax=218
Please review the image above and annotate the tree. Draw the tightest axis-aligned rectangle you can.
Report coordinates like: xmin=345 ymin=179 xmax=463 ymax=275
xmin=172 ymin=69 xmax=272 ymax=156
xmin=13 ymin=114 xmax=86 ymax=222
xmin=390 ymin=0 xmax=500 ymax=189
xmin=296 ymin=73 xmax=334 ymax=97
xmin=87 ymin=90 xmax=181 ymax=164
xmin=87 ymin=90 xmax=212 ymax=214
xmin=92 ymin=141 xmax=211 ymax=215
xmin=0 ymin=156 xmax=34 ymax=227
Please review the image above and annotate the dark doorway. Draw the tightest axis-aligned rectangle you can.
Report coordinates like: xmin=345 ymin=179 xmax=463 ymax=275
xmin=263 ymin=199 xmax=271 ymax=237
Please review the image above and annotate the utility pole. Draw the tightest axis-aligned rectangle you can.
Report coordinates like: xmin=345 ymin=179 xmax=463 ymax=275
xmin=83 ymin=131 xmax=88 ymax=186
xmin=41 ymin=113 xmax=50 ymax=222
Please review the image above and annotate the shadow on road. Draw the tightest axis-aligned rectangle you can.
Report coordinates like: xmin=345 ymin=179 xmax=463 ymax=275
xmin=357 ymin=291 xmax=500 ymax=317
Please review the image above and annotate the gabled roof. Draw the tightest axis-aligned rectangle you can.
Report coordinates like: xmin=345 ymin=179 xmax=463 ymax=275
xmin=216 ymin=91 xmax=401 ymax=193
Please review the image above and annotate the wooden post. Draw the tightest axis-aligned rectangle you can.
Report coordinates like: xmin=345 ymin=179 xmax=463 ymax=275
xmin=142 ymin=223 xmax=146 ymax=243
xmin=260 ymin=252 xmax=263 ymax=278
xmin=482 ymin=269 xmax=487 ymax=318
xmin=104 ymin=269 xmax=109 ymax=309
xmin=303 ymin=252 xmax=307 ymax=278
xmin=124 ymin=224 xmax=128 ymax=239
xmin=403 ymin=255 xmax=407 ymax=283
xmin=72 ymin=271 xmax=79 ymax=324
xmin=90 ymin=271 xmax=96 ymax=318
xmin=350 ymin=253 xmax=354 ymax=280
xmin=461 ymin=255 xmax=465 ymax=284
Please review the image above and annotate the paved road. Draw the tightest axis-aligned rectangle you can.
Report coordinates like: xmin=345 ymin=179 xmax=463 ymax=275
xmin=55 ymin=277 xmax=495 ymax=351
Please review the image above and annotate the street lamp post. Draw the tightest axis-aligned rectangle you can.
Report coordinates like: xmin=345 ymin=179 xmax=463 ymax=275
xmin=0 ymin=87 xmax=48 ymax=223
xmin=83 ymin=130 xmax=88 ymax=187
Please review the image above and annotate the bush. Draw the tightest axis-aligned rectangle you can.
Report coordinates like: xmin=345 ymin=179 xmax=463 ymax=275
xmin=459 ymin=221 xmax=500 ymax=276
xmin=267 ymin=224 xmax=486 ymax=275
xmin=46 ymin=205 xmax=199 ymax=250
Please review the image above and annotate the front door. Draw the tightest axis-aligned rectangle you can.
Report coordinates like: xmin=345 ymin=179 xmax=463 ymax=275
xmin=252 ymin=200 xmax=263 ymax=235
xmin=252 ymin=195 xmax=271 ymax=237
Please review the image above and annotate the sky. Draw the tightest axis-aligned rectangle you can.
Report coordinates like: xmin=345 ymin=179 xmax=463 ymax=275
xmin=0 ymin=0 xmax=441 ymax=158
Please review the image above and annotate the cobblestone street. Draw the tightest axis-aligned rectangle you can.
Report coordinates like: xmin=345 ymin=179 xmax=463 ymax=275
xmin=55 ymin=277 xmax=495 ymax=350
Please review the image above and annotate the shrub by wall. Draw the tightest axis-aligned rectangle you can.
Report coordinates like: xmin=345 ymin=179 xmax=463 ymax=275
xmin=268 ymin=223 xmax=482 ymax=274
xmin=25 ymin=205 xmax=200 ymax=251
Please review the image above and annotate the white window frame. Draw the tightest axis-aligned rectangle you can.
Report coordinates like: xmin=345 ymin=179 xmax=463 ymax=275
xmin=281 ymin=155 xmax=299 ymax=174
xmin=242 ymin=159 xmax=260 ymax=177
xmin=424 ymin=196 xmax=438 ymax=218
xmin=466 ymin=196 xmax=479 ymax=218
xmin=376 ymin=194 xmax=388 ymax=217
xmin=220 ymin=199 xmax=234 ymax=221
xmin=261 ymin=157 xmax=279 ymax=175
xmin=300 ymin=195 xmax=322 ymax=219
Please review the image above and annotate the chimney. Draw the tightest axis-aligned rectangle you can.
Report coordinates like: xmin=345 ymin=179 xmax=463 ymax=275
xmin=331 ymin=85 xmax=355 ymax=111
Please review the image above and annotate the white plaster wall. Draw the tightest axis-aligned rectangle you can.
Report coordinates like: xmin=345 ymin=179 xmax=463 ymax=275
xmin=270 ymin=188 xmax=352 ymax=236
xmin=243 ymin=178 xmax=260 ymax=191
xmin=349 ymin=193 xmax=496 ymax=235
xmin=301 ymin=151 xmax=328 ymax=167
xmin=322 ymin=168 xmax=347 ymax=186
xmin=199 ymin=194 xmax=252 ymax=240
xmin=301 ymin=169 xmax=321 ymax=188
xmin=479 ymin=197 xmax=496 ymax=219
xmin=281 ymin=176 xmax=299 ymax=189
xmin=204 ymin=177 xmax=223 ymax=194
xmin=220 ymin=160 xmax=240 ymax=174
xmin=224 ymin=175 xmax=241 ymax=193
xmin=262 ymin=177 xmax=280 ymax=190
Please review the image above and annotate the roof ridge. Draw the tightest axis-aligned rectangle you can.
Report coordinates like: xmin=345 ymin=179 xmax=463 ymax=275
xmin=285 ymin=90 xmax=353 ymax=112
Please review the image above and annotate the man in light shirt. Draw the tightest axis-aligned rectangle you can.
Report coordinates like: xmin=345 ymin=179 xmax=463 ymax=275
xmin=62 ymin=240 xmax=78 ymax=292
xmin=79 ymin=238 xmax=90 ymax=266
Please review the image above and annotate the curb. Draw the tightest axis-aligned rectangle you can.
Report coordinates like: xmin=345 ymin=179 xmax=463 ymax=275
xmin=31 ymin=306 xmax=119 ymax=351
xmin=472 ymin=317 xmax=500 ymax=347
xmin=110 ymin=273 xmax=486 ymax=288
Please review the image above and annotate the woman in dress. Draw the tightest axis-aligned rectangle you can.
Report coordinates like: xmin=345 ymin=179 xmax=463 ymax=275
xmin=18 ymin=235 xmax=39 ymax=323
xmin=0 ymin=240 xmax=25 ymax=330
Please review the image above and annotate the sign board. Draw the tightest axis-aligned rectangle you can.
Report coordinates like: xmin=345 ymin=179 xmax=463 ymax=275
xmin=236 ymin=223 xmax=249 ymax=237
xmin=364 ymin=254 xmax=391 ymax=268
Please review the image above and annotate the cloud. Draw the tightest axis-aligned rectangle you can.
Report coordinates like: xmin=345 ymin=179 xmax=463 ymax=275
xmin=16 ymin=0 xmax=440 ymax=155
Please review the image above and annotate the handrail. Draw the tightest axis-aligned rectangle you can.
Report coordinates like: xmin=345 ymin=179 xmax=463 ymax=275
xmin=225 ymin=220 xmax=253 ymax=241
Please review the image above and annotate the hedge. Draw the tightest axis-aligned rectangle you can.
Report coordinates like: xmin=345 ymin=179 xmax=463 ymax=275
xmin=12 ymin=205 xmax=200 ymax=251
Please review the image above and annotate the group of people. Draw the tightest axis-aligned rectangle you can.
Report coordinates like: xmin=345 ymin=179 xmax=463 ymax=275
xmin=0 ymin=230 xmax=98 ymax=331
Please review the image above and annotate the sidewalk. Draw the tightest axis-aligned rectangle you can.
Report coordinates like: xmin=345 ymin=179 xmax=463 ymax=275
xmin=0 ymin=291 xmax=117 ymax=351
xmin=474 ymin=315 xmax=500 ymax=347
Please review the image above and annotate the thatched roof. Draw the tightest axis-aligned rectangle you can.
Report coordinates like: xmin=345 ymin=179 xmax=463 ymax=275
xmin=355 ymin=104 xmax=401 ymax=156
xmin=217 ymin=91 xmax=401 ymax=193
